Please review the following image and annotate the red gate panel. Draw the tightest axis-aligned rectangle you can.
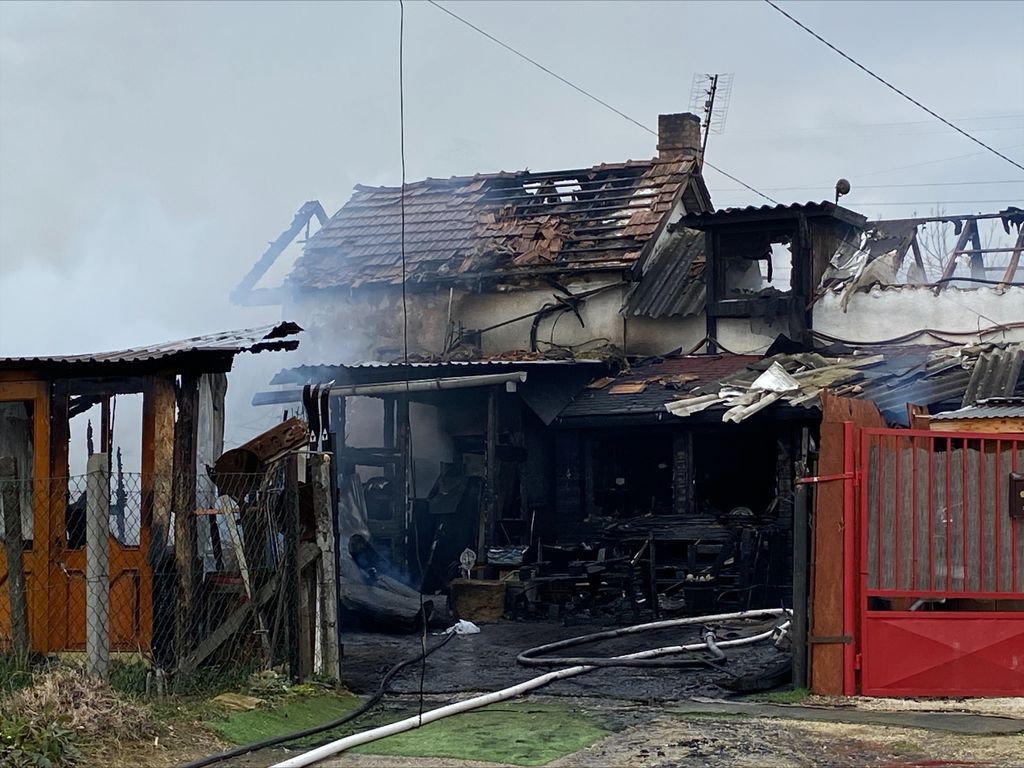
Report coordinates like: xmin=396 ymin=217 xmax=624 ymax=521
xmin=862 ymin=612 xmax=1024 ymax=696
xmin=857 ymin=428 xmax=1024 ymax=697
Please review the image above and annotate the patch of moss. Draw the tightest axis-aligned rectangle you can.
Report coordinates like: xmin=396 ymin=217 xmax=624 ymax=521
xmin=205 ymin=694 xmax=362 ymax=745
xmin=351 ymin=703 xmax=608 ymax=766
xmin=750 ymin=687 xmax=810 ymax=705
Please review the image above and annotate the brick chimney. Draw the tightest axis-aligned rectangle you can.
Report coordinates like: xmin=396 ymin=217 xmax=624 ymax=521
xmin=657 ymin=113 xmax=702 ymax=161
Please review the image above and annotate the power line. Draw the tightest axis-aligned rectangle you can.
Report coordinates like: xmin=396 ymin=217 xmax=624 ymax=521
xmin=840 ymin=199 xmax=1018 ymax=206
xmin=712 ymin=179 xmax=1024 ymax=192
xmin=763 ymin=0 xmax=1024 ymax=174
xmin=426 ymin=0 xmax=780 ymax=204
xmin=857 ymin=143 xmax=1024 ymax=179
xmin=397 ymin=0 xmax=426 ymax=725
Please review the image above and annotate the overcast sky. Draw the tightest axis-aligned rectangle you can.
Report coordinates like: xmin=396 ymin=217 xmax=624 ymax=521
xmin=1 ymin=0 xmax=1022 ymax=361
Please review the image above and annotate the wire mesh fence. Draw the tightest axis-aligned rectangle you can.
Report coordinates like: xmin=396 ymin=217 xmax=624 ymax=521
xmin=0 ymin=454 xmax=334 ymax=695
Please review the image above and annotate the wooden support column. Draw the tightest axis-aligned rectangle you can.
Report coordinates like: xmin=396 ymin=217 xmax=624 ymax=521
xmin=311 ymin=453 xmax=340 ymax=682
xmin=172 ymin=374 xmax=200 ymax=666
xmin=395 ymin=394 xmax=410 ymax=571
xmin=791 ymin=428 xmax=810 ymax=690
xmin=671 ymin=433 xmax=693 ymax=515
xmin=383 ymin=396 xmax=396 ymax=480
xmin=479 ymin=387 xmax=499 ymax=556
xmin=46 ymin=380 xmax=70 ymax=654
xmin=1 ymin=456 xmax=29 ymax=668
xmin=85 ymin=452 xmax=110 ymax=680
xmin=143 ymin=376 xmax=175 ymax=566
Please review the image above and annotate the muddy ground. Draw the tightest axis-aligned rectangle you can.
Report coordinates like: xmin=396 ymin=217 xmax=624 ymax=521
xmin=117 ymin=621 xmax=1023 ymax=767
xmin=340 ymin=619 xmax=785 ymax=700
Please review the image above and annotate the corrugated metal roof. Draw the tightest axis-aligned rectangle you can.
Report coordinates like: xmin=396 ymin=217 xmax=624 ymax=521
xmin=963 ymin=343 xmax=1024 ymax=405
xmin=271 ymin=357 xmax=608 ymax=386
xmin=621 ymin=227 xmax=706 ymax=318
xmin=679 ymin=201 xmax=867 ymax=226
xmin=557 ymin=355 xmax=760 ymax=421
xmin=650 ymin=343 xmax=1024 ymax=426
xmin=932 ymin=397 xmax=1024 ymax=421
xmin=291 ymin=158 xmax=708 ymax=289
xmin=0 ymin=322 xmax=302 ymax=371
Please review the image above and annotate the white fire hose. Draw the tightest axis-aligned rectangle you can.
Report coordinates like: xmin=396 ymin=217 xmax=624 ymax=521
xmin=271 ymin=608 xmax=791 ymax=768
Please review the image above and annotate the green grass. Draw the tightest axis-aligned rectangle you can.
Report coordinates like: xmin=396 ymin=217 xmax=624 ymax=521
xmin=350 ymin=703 xmax=608 ymax=766
xmin=750 ymin=687 xmax=810 ymax=705
xmin=205 ymin=694 xmax=362 ymax=746
xmin=208 ymin=696 xmax=609 ymax=766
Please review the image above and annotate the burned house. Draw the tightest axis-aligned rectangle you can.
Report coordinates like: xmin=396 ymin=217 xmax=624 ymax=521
xmin=236 ymin=111 xmax=1023 ymax=696
xmin=234 ymin=113 xmax=713 ymax=362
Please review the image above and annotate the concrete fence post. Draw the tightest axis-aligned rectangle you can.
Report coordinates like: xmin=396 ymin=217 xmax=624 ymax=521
xmin=86 ymin=452 xmax=110 ymax=681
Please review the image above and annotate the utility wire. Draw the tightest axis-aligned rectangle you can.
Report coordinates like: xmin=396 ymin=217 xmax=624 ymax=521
xmin=397 ymin=0 xmax=427 ymax=727
xmin=712 ymin=180 xmax=1024 ymax=192
xmin=809 ymin=199 xmax=1018 ymax=206
xmin=857 ymin=143 xmax=1024 ymax=180
xmin=426 ymin=0 xmax=780 ymax=205
xmin=763 ymin=0 xmax=1024 ymax=174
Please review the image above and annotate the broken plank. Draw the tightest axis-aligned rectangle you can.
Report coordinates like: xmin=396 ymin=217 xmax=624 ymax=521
xmin=177 ymin=542 xmax=319 ymax=675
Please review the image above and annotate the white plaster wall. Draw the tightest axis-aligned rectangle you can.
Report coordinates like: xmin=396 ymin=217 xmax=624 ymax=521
xmin=623 ymin=315 xmax=706 ymax=356
xmin=814 ymin=286 xmax=1024 ymax=344
xmin=715 ymin=317 xmax=789 ymax=355
xmin=285 ymin=287 xmax=453 ymax=362
xmin=457 ymin=275 xmax=628 ymax=354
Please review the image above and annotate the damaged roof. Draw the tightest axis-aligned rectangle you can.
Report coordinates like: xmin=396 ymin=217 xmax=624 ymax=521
xmin=556 ymin=354 xmax=760 ymax=424
xmin=678 ymin=201 xmax=867 ymax=227
xmin=662 ymin=342 xmax=1024 ymax=426
xmin=622 ymin=227 xmax=706 ymax=318
xmin=0 ymin=322 xmax=302 ymax=376
xmin=290 ymin=158 xmax=709 ymax=289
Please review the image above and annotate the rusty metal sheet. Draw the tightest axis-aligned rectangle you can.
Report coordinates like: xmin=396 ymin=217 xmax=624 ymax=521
xmin=0 ymin=322 xmax=302 ymax=371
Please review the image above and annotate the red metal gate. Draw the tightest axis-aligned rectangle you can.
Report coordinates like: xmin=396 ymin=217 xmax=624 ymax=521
xmin=856 ymin=427 xmax=1024 ymax=696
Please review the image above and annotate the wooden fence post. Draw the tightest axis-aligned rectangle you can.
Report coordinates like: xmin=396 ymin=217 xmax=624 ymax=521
xmin=1 ymin=456 xmax=30 ymax=668
xmin=310 ymin=454 xmax=340 ymax=682
xmin=86 ymin=452 xmax=110 ymax=680
xmin=284 ymin=454 xmax=302 ymax=682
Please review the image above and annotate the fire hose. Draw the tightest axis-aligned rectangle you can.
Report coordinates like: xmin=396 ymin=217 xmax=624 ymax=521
xmin=271 ymin=608 xmax=791 ymax=768
xmin=179 ymin=632 xmax=455 ymax=768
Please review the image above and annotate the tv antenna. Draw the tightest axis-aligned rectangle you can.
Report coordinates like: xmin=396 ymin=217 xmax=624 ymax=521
xmin=689 ymin=73 xmax=733 ymax=165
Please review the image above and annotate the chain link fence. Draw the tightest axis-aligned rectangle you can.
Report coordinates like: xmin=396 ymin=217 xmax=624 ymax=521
xmin=1 ymin=454 xmax=335 ymax=696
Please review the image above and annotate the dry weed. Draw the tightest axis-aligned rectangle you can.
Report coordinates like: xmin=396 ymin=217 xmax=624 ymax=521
xmin=0 ymin=667 xmax=156 ymax=741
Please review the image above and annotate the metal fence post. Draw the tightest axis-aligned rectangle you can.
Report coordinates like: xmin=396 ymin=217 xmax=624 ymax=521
xmin=86 ymin=452 xmax=110 ymax=681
